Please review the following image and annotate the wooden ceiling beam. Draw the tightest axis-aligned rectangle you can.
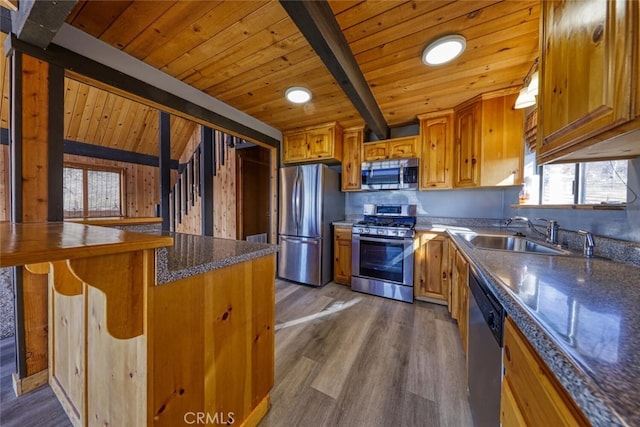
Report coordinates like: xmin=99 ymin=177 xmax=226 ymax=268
xmin=9 ymin=0 xmax=78 ymax=48
xmin=279 ymin=0 xmax=389 ymax=139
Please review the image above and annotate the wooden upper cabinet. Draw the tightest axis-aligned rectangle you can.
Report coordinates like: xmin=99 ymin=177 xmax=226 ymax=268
xmin=454 ymin=102 xmax=481 ymax=187
xmin=283 ymin=122 xmax=343 ymax=164
xmin=283 ymin=132 xmax=308 ymax=163
xmin=388 ymin=137 xmax=418 ymax=158
xmin=342 ymin=126 xmax=364 ymax=191
xmin=419 ymin=111 xmax=453 ymax=189
xmin=363 ymin=136 xmax=418 ymax=162
xmin=481 ymin=93 xmax=524 ymax=186
xmin=538 ymin=0 xmax=640 ymax=163
xmin=453 ymin=91 xmax=524 ymax=188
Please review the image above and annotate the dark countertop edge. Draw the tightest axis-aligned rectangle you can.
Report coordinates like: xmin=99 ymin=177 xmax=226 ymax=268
xmin=446 ymin=229 xmax=626 ymax=427
xmin=155 ymin=245 xmax=278 ymax=285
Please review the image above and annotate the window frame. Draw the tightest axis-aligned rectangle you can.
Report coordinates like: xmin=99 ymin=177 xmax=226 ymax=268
xmin=63 ymin=162 xmax=126 ymax=218
xmin=538 ymin=160 xmax=628 ymax=207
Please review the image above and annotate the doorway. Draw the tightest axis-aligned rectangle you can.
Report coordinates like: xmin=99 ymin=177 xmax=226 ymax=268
xmin=236 ymin=145 xmax=272 ymax=243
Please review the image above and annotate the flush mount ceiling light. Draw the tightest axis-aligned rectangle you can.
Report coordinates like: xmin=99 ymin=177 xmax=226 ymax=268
xmin=285 ymin=86 xmax=312 ymax=104
xmin=422 ymin=34 xmax=466 ymax=66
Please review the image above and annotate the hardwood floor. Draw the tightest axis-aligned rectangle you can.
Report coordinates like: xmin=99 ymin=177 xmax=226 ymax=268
xmin=260 ymin=280 xmax=472 ymax=427
xmin=0 ymin=280 xmax=472 ymax=427
xmin=0 ymin=336 xmax=71 ymax=427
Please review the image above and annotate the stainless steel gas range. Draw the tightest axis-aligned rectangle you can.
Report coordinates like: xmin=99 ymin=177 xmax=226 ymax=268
xmin=351 ymin=204 xmax=416 ymax=303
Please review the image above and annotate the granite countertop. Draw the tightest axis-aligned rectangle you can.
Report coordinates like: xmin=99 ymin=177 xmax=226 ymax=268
xmin=113 ymin=225 xmax=278 ymax=285
xmin=447 ymin=228 xmax=640 ymax=427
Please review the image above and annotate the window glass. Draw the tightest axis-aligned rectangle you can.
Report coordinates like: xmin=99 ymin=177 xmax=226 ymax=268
xmin=63 ymin=166 xmax=122 ymax=218
xmin=541 ymin=160 xmax=628 ymax=205
xmin=542 ymin=164 xmax=575 ymax=204
xmin=88 ymin=170 xmax=122 ymax=216
xmin=63 ymin=167 xmax=84 ymax=218
xmin=581 ymin=160 xmax=628 ymax=204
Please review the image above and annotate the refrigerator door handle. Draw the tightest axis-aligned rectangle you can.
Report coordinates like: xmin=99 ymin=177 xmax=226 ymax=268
xmin=292 ymin=168 xmax=300 ymax=233
xmin=280 ymin=236 xmax=319 ymax=244
xmin=295 ymin=168 xmax=303 ymax=231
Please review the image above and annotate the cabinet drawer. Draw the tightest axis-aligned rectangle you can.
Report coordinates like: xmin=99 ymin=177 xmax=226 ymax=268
xmin=334 ymin=227 xmax=352 ymax=241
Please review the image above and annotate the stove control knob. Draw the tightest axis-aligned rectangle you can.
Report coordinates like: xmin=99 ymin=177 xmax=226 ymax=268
xmin=377 ymin=229 xmax=385 ymax=235
xmin=364 ymin=228 xmax=370 ymax=234
xmin=388 ymin=229 xmax=397 ymax=236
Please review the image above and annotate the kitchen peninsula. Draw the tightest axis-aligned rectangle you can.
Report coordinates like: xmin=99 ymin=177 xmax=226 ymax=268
xmin=0 ymin=222 xmax=278 ymax=427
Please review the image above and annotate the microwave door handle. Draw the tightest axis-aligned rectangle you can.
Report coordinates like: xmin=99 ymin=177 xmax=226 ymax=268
xmin=400 ymin=164 xmax=404 ymax=186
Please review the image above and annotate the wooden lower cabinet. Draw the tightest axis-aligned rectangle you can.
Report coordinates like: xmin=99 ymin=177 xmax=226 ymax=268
xmin=455 ymin=250 xmax=469 ymax=355
xmin=414 ymin=232 xmax=448 ymax=303
xmin=502 ymin=317 xmax=589 ymax=427
xmin=445 ymin=239 xmax=469 ymax=354
xmin=333 ymin=226 xmax=352 ymax=285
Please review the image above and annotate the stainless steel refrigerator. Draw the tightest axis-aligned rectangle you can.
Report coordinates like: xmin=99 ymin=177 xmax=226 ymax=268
xmin=278 ymin=164 xmax=344 ymax=286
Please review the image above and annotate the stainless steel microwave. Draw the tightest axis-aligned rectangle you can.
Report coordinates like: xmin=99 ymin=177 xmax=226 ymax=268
xmin=361 ymin=158 xmax=419 ymax=191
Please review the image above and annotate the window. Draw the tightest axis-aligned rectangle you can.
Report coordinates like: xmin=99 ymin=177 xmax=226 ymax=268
xmin=541 ymin=160 xmax=628 ymax=205
xmin=63 ymin=164 xmax=124 ymax=217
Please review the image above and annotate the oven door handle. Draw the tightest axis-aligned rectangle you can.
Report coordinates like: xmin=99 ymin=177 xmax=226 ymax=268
xmin=352 ymin=235 xmax=411 ymax=244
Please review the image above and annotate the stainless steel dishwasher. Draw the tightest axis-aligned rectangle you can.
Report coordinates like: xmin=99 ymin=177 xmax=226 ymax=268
xmin=468 ymin=270 xmax=505 ymax=427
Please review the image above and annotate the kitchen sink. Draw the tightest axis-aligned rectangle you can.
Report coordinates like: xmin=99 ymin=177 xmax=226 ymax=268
xmin=461 ymin=234 xmax=570 ymax=255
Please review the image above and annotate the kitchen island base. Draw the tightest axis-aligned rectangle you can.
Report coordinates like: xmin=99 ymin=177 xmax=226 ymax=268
xmin=36 ymin=253 xmax=276 ymax=427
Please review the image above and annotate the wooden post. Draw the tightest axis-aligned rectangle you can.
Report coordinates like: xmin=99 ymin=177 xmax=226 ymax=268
xmin=9 ymin=50 xmax=64 ymax=393
xmin=200 ymin=126 xmax=214 ymax=236
xmin=159 ymin=112 xmax=171 ymax=231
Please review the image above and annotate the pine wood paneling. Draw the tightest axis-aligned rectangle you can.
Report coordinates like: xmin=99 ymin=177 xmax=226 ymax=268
xmin=213 ymin=134 xmax=236 ymax=239
xmin=0 ymin=33 xmax=9 ymax=131
xmin=0 ymin=145 xmax=9 ymax=221
xmin=62 ymin=78 xmax=197 ymax=159
xmin=63 ymin=0 xmax=539 ymax=131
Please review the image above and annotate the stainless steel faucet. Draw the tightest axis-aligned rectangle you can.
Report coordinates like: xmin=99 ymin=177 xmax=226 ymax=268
xmin=505 ymin=216 xmax=547 ymax=239
xmin=536 ymin=218 xmax=560 ymax=246
xmin=578 ymin=230 xmax=595 ymax=258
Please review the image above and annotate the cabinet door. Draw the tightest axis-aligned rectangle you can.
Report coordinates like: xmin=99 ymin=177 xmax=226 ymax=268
xmin=480 ymin=94 xmax=524 ymax=186
xmin=308 ymin=127 xmax=333 ymax=159
xmin=503 ymin=317 xmax=588 ymax=426
xmin=388 ymin=137 xmax=417 ymax=159
xmin=447 ymin=240 xmax=456 ymax=314
xmin=455 ymin=251 xmax=469 ymax=355
xmin=342 ymin=128 xmax=363 ymax=191
xmin=501 ymin=379 xmax=528 ymax=427
xmin=454 ymin=103 xmax=480 ymax=187
xmin=363 ymin=142 xmax=389 ymax=161
xmin=414 ymin=233 xmax=448 ymax=303
xmin=283 ymin=132 xmax=308 ymax=163
xmin=420 ymin=114 xmax=452 ymax=189
xmin=538 ymin=0 xmax=636 ymax=161
xmin=333 ymin=227 xmax=352 ymax=285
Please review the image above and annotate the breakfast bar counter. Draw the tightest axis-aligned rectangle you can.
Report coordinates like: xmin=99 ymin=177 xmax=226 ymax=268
xmin=1 ymin=222 xmax=278 ymax=427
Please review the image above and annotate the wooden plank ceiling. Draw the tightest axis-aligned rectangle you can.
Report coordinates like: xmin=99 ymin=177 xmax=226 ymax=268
xmin=3 ymin=1 xmax=539 ymax=154
xmin=65 ymin=0 xmax=539 ymax=134
xmin=0 ymin=32 xmax=197 ymax=160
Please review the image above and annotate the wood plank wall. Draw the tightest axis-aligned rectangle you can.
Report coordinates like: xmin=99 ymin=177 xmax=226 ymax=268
xmin=175 ymin=127 xmax=202 ymax=235
xmin=0 ymin=33 xmax=8 ymax=132
xmin=213 ymin=130 xmax=236 ymax=239
xmin=0 ymin=144 xmax=9 ymax=221
xmin=174 ymin=126 xmax=237 ymax=237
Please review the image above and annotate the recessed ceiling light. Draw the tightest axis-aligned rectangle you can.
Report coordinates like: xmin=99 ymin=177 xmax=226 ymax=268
xmin=422 ymin=34 xmax=466 ymax=66
xmin=285 ymin=87 xmax=312 ymax=104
